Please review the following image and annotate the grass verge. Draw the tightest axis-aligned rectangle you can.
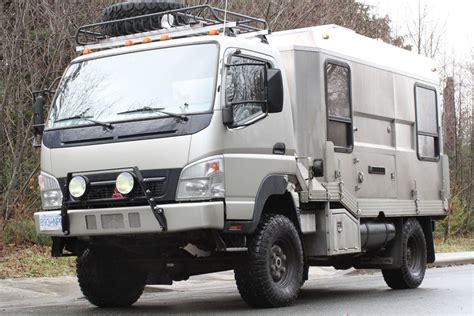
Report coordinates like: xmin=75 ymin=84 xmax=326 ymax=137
xmin=0 ymin=244 xmax=75 ymax=279
xmin=434 ymin=237 xmax=474 ymax=253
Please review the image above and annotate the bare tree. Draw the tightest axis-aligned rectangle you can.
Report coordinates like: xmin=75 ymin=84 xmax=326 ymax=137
xmin=185 ymin=0 xmax=398 ymax=43
xmin=406 ymin=0 xmax=446 ymax=58
xmin=0 ymin=0 xmax=114 ymax=221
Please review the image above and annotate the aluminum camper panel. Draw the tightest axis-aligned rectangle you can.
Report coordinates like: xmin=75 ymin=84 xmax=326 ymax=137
xmin=280 ymin=45 xmax=445 ymax=217
xmin=351 ymin=64 xmax=395 ymax=119
xmin=278 ymin=49 xmax=326 ymax=163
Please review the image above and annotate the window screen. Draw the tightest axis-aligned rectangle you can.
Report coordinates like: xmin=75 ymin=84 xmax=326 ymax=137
xmin=325 ymin=62 xmax=352 ymax=151
xmin=415 ymin=85 xmax=439 ymax=160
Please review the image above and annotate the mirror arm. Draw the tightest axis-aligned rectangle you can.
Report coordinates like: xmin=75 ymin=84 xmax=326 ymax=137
xmin=48 ymin=76 xmax=62 ymax=92
xmin=32 ymin=89 xmax=52 ymax=98
xmin=32 ymin=76 xmax=61 ymax=98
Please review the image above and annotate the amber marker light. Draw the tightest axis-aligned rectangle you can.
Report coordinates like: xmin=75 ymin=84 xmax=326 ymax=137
xmin=82 ymin=48 xmax=93 ymax=55
xmin=124 ymin=40 xmax=134 ymax=46
xmin=142 ymin=37 xmax=153 ymax=43
xmin=208 ymin=29 xmax=220 ymax=35
xmin=160 ymin=34 xmax=170 ymax=41
xmin=208 ymin=162 xmax=220 ymax=174
xmin=228 ymin=224 xmax=242 ymax=231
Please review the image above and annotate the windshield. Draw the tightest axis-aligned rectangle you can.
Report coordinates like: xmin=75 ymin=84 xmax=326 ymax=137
xmin=47 ymin=43 xmax=218 ymax=129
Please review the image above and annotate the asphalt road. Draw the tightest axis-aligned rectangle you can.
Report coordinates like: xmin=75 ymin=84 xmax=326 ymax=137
xmin=1 ymin=265 xmax=472 ymax=315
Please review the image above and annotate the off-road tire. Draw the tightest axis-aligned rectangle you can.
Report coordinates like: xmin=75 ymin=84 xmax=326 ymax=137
xmin=76 ymin=248 xmax=147 ymax=307
xmin=382 ymin=219 xmax=427 ymax=289
xmin=102 ymin=1 xmax=186 ymax=37
xmin=235 ymin=214 xmax=304 ymax=308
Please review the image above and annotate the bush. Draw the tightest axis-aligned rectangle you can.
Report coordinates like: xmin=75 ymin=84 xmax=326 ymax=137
xmin=2 ymin=219 xmax=51 ymax=246
xmin=435 ymin=196 xmax=473 ymax=239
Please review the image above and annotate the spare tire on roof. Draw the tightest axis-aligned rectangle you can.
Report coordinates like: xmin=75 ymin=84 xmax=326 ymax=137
xmin=102 ymin=1 xmax=187 ymax=37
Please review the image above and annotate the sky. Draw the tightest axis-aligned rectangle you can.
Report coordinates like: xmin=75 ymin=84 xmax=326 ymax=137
xmin=360 ymin=0 xmax=473 ymax=62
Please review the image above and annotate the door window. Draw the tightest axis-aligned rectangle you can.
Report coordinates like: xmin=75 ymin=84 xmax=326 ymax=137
xmin=225 ymin=55 xmax=267 ymax=125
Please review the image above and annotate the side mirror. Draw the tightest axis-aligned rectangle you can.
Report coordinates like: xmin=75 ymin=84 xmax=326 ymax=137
xmin=312 ymin=159 xmax=324 ymax=177
xmin=222 ymin=106 xmax=233 ymax=126
xmin=32 ymin=95 xmax=45 ymax=136
xmin=266 ymin=68 xmax=283 ymax=113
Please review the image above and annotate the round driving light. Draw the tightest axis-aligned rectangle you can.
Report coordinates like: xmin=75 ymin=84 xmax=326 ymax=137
xmin=69 ymin=176 xmax=87 ymax=198
xmin=116 ymin=172 xmax=135 ymax=195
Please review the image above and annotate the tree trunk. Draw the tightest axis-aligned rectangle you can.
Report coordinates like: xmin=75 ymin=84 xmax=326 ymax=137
xmin=442 ymin=77 xmax=456 ymax=241
xmin=468 ymin=58 xmax=474 ymax=233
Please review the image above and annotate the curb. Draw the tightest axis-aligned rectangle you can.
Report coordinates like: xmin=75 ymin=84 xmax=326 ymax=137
xmin=428 ymin=252 xmax=474 ymax=268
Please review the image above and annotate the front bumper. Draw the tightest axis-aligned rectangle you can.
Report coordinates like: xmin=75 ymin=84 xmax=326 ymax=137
xmin=34 ymin=202 xmax=224 ymax=236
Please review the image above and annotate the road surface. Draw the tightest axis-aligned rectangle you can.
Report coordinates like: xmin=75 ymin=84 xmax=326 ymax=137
xmin=0 ymin=265 xmax=472 ymax=315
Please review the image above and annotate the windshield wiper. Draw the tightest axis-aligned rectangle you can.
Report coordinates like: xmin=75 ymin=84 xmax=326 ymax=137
xmin=55 ymin=108 xmax=114 ymax=130
xmin=117 ymin=106 xmax=189 ymax=122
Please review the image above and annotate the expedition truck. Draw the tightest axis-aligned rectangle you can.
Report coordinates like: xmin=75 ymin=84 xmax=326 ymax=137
xmin=32 ymin=1 xmax=450 ymax=308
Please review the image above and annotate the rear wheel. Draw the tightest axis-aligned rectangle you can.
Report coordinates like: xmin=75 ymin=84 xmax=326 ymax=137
xmin=77 ymin=248 xmax=147 ymax=307
xmin=235 ymin=214 xmax=303 ymax=308
xmin=382 ymin=219 xmax=427 ymax=289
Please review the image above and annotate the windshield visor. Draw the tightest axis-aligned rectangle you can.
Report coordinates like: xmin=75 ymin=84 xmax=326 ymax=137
xmin=47 ymin=43 xmax=219 ymax=129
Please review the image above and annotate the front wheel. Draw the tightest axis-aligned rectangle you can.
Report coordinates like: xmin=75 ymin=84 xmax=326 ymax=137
xmin=235 ymin=214 xmax=304 ymax=308
xmin=382 ymin=219 xmax=427 ymax=289
xmin=77 ymin=248 xmax=147 ymax=307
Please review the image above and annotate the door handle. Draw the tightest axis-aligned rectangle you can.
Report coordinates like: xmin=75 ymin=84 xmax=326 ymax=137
xmin=273 ymin=143 xmax=286 ymax=155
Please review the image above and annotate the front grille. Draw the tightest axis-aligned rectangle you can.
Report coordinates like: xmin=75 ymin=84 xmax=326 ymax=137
xmin=87 ymin=179 xmax=165 ymax=200
xmin=62 ymin=168 xmax=182 ymax=209
xmin=88 ymin=183 xmax=115 ymax=200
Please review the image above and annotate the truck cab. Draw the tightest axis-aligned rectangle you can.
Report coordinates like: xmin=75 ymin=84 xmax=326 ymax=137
xmin=36 ymin=34 xmax=293 ymax=236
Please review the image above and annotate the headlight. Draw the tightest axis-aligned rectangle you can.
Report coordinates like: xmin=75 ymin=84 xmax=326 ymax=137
xmin=69 ymin=176 xmax=87 ymax=199
xmin=176 ymin=156 xmax=224 ymax=201
xmin=116 ymin=172 xmax=135 ymax=195
xmin=38 ymin=171 xmax=63 ymax=210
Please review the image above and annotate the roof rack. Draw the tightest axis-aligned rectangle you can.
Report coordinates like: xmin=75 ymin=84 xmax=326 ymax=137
xmin=75 ymin=4 xmax=268 ymax=49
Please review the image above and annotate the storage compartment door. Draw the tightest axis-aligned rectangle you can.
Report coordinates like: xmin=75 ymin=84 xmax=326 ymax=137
xmin=328 ymin=208 xmax=361 ymax=255
xmin=354 ymin=152 xmax=397 ymax=198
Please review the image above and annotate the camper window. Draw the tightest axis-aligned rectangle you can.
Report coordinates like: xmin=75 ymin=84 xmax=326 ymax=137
xmin=415 ymin=84 xmax=439 ymax=160
xmin=325 ymin=61 xmax=353 ymax=152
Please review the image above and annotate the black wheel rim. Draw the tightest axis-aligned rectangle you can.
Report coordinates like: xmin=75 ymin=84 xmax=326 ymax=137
xmin=406 ymin=235 xmax=422 ymax=275
xmin=269 ymin=238 xmax=295 ymax=286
